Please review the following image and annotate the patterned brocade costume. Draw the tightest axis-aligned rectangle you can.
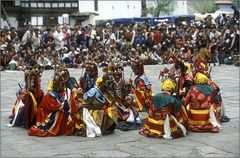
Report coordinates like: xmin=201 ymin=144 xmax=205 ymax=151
xmin=132 ymin=74 xmax=152 ymax=112
xmin=140 ymin=79 xmax=188 ymax=139
xmin=8 ymin=65 xmax=44 ymax=129
xmin=130 ymin=57 xmax=152 ymax=112
xmin=28 ymin=91 xmax=75 ymax=136
xmin=183 ymin=73 xmax=221 ymax=133
xmin=28 ymin=69 xmax=76 ymax=136
xmin=75 ymin=71 xmax=117 ymax=137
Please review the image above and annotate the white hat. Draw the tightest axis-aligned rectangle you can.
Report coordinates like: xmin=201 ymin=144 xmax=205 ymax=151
xmin=0 ymin=44 xmax=7 ymax=50
xmin=106 ymin=23 xmax=111 ymax=27
xmin=131 ymin=48 xmax=136 ymax=52
xmin=182 ymin=21 xmax=187 ymax=25
xmin=180 ymin=47 xmax=185 ymax=51
xmin=153 ymin=45 xmax=158 ymax=49
xmin=96 ymin=36 xmax=101 ymax=41
xmin=82 ymin=49 xmax=88 ymax=52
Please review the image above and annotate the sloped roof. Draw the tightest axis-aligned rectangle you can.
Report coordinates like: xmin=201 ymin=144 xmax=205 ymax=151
xmin=71 ymin=11 xmax=99 ymax=17
xmin=215 ymin=0 xmax=233 ymax=5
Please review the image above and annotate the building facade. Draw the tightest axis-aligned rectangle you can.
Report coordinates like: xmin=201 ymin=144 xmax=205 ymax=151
xmin=1 ymin=0 xmax=79 ymax=28
xmin=3 ymin=0 xmax=234 ymax=28
xmin=79 ymin=0 xmax=189 ymax=20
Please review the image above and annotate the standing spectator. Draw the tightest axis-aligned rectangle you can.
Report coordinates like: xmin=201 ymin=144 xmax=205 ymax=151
xmin=21 ymin=27 xmax=32 ymax=48
xmin=31 ymin=28 xmax=41 ymax=52
xmin=53 ymin=27 xmax=64 ymax=51
xmin=62 ymin=26 xmax=70 ymax=47
xmin=42 ymin=28 xmax=52 ymax=48
xmin=77 ymin=27 xmax=87 ymax=47
xmin=219 ymin=29 xmax=231 ymax=65
xmin=87 ymin=24 xmax=96 ymax=47
xmin=209 ymin=37 xmax=218 ymax=66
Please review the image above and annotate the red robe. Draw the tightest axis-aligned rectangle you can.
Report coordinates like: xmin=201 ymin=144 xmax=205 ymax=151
xmin=28 ymin=91 xmax=75 ymax=136
xmin=184 ymin=85 xmax=221 ymax=133
xmin=139 ymin=92 xmax=188 ymax=139
xmin=132 ymin=75 xmax=152 ymax=112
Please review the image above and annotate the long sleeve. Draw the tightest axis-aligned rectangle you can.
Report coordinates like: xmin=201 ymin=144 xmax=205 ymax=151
xmin=39 ymin=93 xmax=63 ymax=112
xmin=183 ymin=87 xmax=192 ymax=106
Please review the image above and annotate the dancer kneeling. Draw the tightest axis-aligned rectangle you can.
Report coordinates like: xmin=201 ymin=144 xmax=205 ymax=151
xmin=74 ymin=72 xmax=118 ymax=137
xmin=139 ymin=79 xmax=188 ymax=139
xmin=183 ymin=72 xmax=222 ymax=133
xmin=8 ymin=65 xmax=44 ymax=129
xmin=28 ymin=69 xmax=75 ymax=136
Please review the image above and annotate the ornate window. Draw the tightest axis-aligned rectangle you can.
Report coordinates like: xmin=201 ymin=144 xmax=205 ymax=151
xmin=59 ymin=3 xmax=64 ymax=8
xmin=65 ymin=3 xmax=71 ymax=8
xmin=31 ymin=16 xmax=43 ymax=26
xmin=30 ymin=2 xmax=37 ymax=8
xmin=52 ymin=3 xmax=58 ymax=8
xmin=45 ymin=3 xmax=51 ymax=8
xmin=38 ymin=2 xmax=44 ymax=8
xmin=72 ymin=2 xmax=78 ymax=7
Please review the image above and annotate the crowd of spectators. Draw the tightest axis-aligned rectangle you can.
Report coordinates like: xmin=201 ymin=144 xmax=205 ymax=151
xmin=0 ymin=13 xmax=239 ymax=71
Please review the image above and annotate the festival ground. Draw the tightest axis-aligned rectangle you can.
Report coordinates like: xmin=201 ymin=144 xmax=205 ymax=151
xmin=1 ymin=65 xmax=239 ymax=157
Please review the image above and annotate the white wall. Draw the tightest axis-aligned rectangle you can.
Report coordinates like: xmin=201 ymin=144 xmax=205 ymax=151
xmin=96 ymin=1 xmax=141 ymax=20
xmin=79 ymin=0 xmax=95 ymax=12
xmin=173 ymin=0 xmax=188 ymax=16
xmin=216 ymin=4 xmax=234 ymax=13
xmin=79 ymin=0 xmax=142 ymax=20
xmin=1 ymin=17 xmax=18 ymax=29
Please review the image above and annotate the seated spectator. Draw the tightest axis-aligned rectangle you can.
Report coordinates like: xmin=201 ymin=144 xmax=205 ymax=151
xmin=16 ymin=57 xmax=26 ymax=70
xmin=51 ymin=56 xmax=61 ymax=69
xmin=7 ymin=55 xmax=18 ymax=70
xmin=62 ymin=47 xmax=73 ymax=67
xmin=73 ymin=53 xmax=83 ymax=68
xmin=37 ymin=54 xmax=52 ymax=69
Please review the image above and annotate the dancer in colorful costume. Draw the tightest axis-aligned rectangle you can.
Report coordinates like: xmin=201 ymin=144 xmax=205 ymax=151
xmin=139 ymin=79 xmax=188 ymax=139
xmin=74 ymin=62 xmax=117 ymax=137
xmin=28 ymin=68 xmax=76 ymax=136
xmin=109 ymin=62 xmax=141 ymax=131
xmin=159 ymin=59 xmax=193 ymax=100
xmin=183 ymin=72 xmax=222 ymax=133
xmin=79 ymin=60 xmax=98 ymax=93
xmin=130 ymin=56 xmax=152 ymax=111
xmin=8 ymin=64 xmax=44 ymax=129
xmin=191 ymin=55 xmax=230 ymax=123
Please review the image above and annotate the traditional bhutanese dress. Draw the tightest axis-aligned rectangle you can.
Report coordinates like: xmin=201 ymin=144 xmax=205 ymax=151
xmin=139 ymin=92 xmax=187 ymax=139
xmin=207 ymin=79 xmax=222 ymax=123
xmin=79 ymin=74 xmax=97 ymax=93
xmin=28 ymin=90 xmax=75 ymax=136
xmin=132 ymin=74 xmax=152 ymax=111
xmin=75 ymin=85 xmax=117 ymax=137
xmin=184 ymin=84 xmax=221 ymax=133
xmin=8 ymin=84 xmax=43 ymax=129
